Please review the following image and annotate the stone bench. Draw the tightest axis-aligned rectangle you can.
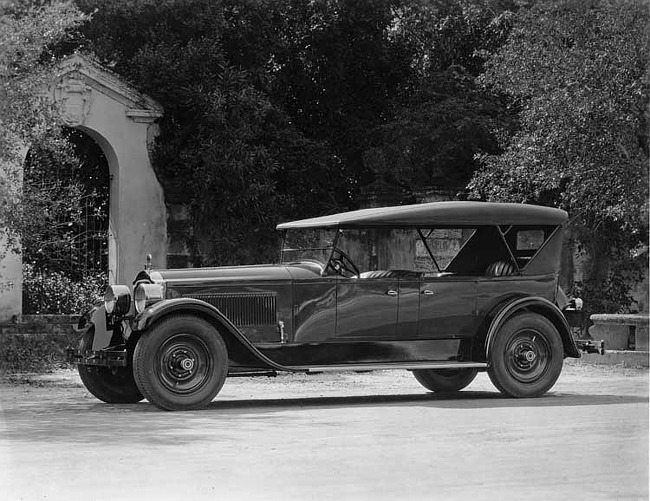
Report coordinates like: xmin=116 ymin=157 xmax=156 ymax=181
xmin=588 ymin=314 xmax=649 ymax=351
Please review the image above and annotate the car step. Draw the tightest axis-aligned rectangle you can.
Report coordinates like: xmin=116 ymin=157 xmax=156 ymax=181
xmin=292 ymin=361 xmax=488 ymax=373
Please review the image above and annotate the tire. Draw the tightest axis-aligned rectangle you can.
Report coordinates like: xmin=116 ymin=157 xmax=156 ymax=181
xmin=133 ymin=315 xmax=228 ymax=411
xmin=412 ymin=368 xmax=478 ymax=393
xmin=77 ymin=329 xmax=144 ymax=404
xmin=488 ymin=312 xmax=563 ymax=398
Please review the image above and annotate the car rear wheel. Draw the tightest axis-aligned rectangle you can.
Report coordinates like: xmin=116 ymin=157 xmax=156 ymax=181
xmin=412 ymin=368 xmax=478 ymax=392
xmin=488 ymin=312 xmax=563 ymax=398
xmin=77 ymin=329 xmax=144 ymax=403
xmin=133 ymin=315 xmax=228 ymax=411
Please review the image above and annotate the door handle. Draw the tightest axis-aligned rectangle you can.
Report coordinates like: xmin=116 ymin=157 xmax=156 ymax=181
xmin=421 ymin=289 xmax=435 ymax=295
xmin=386 ymin=290 xmax=398 ymax=296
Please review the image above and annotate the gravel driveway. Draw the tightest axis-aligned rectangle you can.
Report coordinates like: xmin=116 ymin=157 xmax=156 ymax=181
xmin=1 ymin=360 xmax=647 ymax=501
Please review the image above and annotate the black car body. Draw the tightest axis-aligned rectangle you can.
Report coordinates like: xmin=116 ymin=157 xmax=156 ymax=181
xmin=69 ymin=201 xmax=601 ymax=410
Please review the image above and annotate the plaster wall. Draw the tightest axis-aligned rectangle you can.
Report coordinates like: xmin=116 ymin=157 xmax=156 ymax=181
xmin=0 ymin=152 xmax=25 ymax=321
xmin=0 ymin=54 xmax=166 ymax=320
xmin=51 ymin=54 xmax=167 ymax=287
xmin=0 ymin=234 xmax=21 ymax=321
xmin=76 ymin=89 xmax=166 ymax=283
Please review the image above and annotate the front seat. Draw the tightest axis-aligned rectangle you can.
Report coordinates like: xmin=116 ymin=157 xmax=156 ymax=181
xmin=359 ymin=270 xmax=395 ymax=279
xmin=485 ymin=261 xmax=516 ymax=277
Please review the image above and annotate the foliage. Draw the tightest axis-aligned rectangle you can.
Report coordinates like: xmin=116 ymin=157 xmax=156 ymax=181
xmin=123 ymin=12 xmax=345 ymax=265
xmin=22 ymin=128 xmax=110 ymax=278
xmin=22 ymin=263 xmax=105 ymax=314
xmin=0 ymin=1 xmax=89 ymax=264
xmin=4 ymin=0 xmax=645 ymax=317
xmin=70 ymin=0 xmax=517 ymax=264
xmin=468 ymin=0 xmax=649 ymax=313
xmin=362 ymin=1 xmax=516 ymax=192
xmin=363 ymin=66 xmax=512 ymax=192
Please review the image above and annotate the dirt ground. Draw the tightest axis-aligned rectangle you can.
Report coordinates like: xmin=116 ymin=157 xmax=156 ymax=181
xmin=0 ymin=359 xmax=648 ymax=501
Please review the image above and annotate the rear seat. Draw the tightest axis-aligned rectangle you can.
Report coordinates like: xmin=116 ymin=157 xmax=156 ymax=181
xmin=485 ymin=261 xmax=516 ymax=277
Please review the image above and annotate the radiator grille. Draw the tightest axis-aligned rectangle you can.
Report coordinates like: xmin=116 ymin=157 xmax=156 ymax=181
xmin=187 ymin=292 xmax=277 ymax=326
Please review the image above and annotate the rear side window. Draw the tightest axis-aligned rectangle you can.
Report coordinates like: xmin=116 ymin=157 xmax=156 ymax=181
xmin=503 ymin=226 xmax=557 ymax=269
xmin=417 ymin=229 xmax=474 ymax=271
xmin=516 ymin=230 xmax=545 ymax=251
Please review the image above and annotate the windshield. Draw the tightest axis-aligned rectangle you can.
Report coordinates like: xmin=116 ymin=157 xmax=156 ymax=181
xmin=280 ymin=229 xmax=337 ymax=267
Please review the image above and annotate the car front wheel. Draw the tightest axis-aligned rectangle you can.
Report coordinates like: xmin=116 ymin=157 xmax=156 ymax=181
xmin=412 ymin=368 xmax=478 ymax=393
xmin=77 ymin=329 xmax=144 ymax=404
xmin=133 ymin=315 xmax=228 ymax=411
xmin=488 ymin=312 xmax=563 ymax=398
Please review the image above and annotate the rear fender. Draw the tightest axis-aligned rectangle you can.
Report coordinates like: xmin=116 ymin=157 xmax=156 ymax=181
xmin=485 ymin=296 xmax=581 ymax=359
xmin=132 ymin=298 xmax=290 ymax=371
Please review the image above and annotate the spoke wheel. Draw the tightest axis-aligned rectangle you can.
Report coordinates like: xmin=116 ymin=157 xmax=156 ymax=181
xmin=133 ymin=315 xmax=228 ymax=411
xmin=488 ymin=312 xmax=563 ymax=398
xmin=77 ymin=329 xmax=143 ymax=404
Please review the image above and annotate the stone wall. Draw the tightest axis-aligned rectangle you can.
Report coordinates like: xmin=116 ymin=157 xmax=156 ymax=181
xmin=0 ymin=315 xmax=80 ymax=373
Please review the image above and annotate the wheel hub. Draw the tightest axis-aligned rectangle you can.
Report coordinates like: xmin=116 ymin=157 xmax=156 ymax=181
xmin=180 ymin=357 xmax=195 ymax=371
xmin=168 ymin=349 xmax=196 ymax=379
xmin=506 ymin=331 xmax=550 ymax=383
xmin=158 ymin=334 xmax=212 ymax=395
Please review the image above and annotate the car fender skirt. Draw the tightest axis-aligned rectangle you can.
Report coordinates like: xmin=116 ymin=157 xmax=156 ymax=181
xmin=133 ymin=298 xmax=290 ymax=372
xmin=486 ymin=297 xmax=580 ymax=359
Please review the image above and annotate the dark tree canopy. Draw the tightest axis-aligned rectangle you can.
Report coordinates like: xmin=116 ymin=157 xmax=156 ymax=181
xmin=68 ymin=0 xmax=516 ymax=265
xmin=8 ymin=0 xmax=645 ymax=316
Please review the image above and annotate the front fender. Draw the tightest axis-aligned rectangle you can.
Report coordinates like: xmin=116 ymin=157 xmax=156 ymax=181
xmin=485 ymin=296 xmax=581 ymax=359
xmin=78 ymin=303 xmax=113 ymax=351
xmin=132 ymin=298 xmax=292 ymax=372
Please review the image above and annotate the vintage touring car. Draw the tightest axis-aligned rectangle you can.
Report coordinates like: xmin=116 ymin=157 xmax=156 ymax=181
xmin=68 ymin=201 xmax=602 ymax=411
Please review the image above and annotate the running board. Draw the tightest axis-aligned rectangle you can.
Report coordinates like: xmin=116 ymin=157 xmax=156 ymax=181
xmin=288 ymin=361 xmax=488 ymax=373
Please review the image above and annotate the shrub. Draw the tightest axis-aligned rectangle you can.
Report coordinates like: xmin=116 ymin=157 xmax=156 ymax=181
xmin=22 ymin=264 xmax=106 ymax=314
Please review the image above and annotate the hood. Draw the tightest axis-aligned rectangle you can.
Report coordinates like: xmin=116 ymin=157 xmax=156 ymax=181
xmin=139 ymin=261 xmax=323 ymax=288
xmin=148 ymin=264 xmax=293 ymax=286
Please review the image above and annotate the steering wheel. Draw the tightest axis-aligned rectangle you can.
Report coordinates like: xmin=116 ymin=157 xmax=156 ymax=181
xmin=327 ymin=248 xmax=360 ymax=278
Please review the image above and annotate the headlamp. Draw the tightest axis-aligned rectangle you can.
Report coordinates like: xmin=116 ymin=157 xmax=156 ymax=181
xmin=134 ymin=282 xmax=165 ymax=314
xmin=104 ymin=285 xmax=131 ymax=316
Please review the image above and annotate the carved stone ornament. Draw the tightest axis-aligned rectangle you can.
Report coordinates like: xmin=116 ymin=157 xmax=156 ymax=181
xmin=54 ymin=72 xmax=92 ymax=126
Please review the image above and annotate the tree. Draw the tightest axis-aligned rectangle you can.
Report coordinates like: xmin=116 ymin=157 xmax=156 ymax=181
xmin=468 ymin=0 xmax=649 ymax=313
xmin=70 ymin=0 xmax=521 ymax=265
xmin=75 ymin=0 xmax=352 ymax=265
xmin=0 ymin=1 xmax=88 ymax=262
xmin=361 ymin=1 xmax=517 ymax=194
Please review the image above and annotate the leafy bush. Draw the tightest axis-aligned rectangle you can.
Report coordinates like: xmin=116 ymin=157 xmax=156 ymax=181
xmin=22 ymin=264 xmax=106 ymax=314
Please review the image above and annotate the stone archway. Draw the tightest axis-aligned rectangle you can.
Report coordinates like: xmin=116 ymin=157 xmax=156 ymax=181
xmin=53 ymin=54 xmax=167 ymax=286
xmin=0 ymin=54 xmax=167 ymax=320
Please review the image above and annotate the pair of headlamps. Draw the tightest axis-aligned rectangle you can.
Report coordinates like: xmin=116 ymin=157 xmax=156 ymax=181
xmin=104 ymin=282 xmax=164 ymax=316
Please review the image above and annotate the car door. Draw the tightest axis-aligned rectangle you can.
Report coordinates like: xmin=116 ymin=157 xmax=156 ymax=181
xmin=416 ymin=275 xmax=478 ymax=339
xmin=335 ymin=276 xmax=399 ymax=340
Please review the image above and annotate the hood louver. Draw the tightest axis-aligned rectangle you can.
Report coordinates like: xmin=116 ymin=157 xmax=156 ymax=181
xmin=186 ymin=292 xmax=277 ymax=326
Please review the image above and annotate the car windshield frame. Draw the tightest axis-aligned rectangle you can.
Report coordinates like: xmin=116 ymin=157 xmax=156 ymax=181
xmin=279 ymin=228 xmax=338 ymax=269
